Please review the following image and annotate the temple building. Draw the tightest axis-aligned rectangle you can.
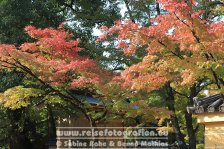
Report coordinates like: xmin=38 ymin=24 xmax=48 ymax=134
xmin=187 ymin=94 xmax=224 ymax=149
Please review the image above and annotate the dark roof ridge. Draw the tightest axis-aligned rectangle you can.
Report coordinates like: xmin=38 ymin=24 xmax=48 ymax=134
xmin=194 ymin=94 xmax=223 ymax=106
xmin=187 ymin=94 xmax=224 ymax=114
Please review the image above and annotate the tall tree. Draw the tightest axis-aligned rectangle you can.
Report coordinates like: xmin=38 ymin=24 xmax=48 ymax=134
xmin=0 ymin=24 xmax=111 ymax=124
xmin=0 ymin=1 xmax=65 ymax=148
xmin=0 ymin=0 xmax=64 ymax=45
xmin=99 ymin=0 xmax=224 ymax=148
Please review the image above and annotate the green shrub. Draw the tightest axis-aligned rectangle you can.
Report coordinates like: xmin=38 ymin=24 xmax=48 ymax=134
xmin=196 ymin=144 xmax=204 ymax=149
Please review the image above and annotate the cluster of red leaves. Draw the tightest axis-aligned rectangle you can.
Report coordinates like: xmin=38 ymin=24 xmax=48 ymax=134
xmin=99 ymin=0 xmax=224 ymax=91
xmin=0 ymin=25 xmax=105 ymax=89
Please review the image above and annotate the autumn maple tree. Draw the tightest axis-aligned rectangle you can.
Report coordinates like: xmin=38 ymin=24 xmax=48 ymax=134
xmin=0 ymin=24 xmax=164 ymax=128
xmin=100 ymin=1 xmax=224 ymax=90
xmin=98 ymin=0 xmax=224 ymax=148
xmin=0 ymin=25 xmax=108 ymax=125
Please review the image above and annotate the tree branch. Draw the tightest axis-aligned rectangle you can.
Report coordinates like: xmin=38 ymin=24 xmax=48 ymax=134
xmin=172 ymin=89 xmax=189 ymax=98
xmin=157 ymin=40 xmax=184 ymax=59
xmin=123 ymin=0 xmax=135 ymax=23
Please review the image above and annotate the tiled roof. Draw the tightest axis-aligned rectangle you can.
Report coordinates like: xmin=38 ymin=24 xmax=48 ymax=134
xmin=187 ymin=94 xmax=224 ymax=114
xmin=73 ymin=95 xmax=101 ymax=105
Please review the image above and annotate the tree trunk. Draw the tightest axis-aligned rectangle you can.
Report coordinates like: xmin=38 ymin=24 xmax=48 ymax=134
xmin=166 ymin=83 xmax=188 ymax=149
xmin=48 ymin=105 xmax=56 ymax=140
xmin=185 ymin=111 xmax=196 ymax=149
xmin=7 ymin=109 xmax=31 ymax=149
xmin=184 ymin=85 xmax=198 ymax=149
xmin=9 ymin=133 xmax=31 ymax=149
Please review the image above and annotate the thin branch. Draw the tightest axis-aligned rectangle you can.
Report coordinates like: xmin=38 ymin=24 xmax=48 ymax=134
xmin=157 ymin=40 xmax=184 ymax=59
xmin=212 ymin=69 xmax=221 ymax=89
xmin=173 ymin=12 xmax=201 ymax=43
xmin=123 ymin=0 xmax=135 ymax=23
xmin=172 ymin=89 xmax=189 ymax=98
xmin=155 ymin=0 xmax=161 ymax=16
